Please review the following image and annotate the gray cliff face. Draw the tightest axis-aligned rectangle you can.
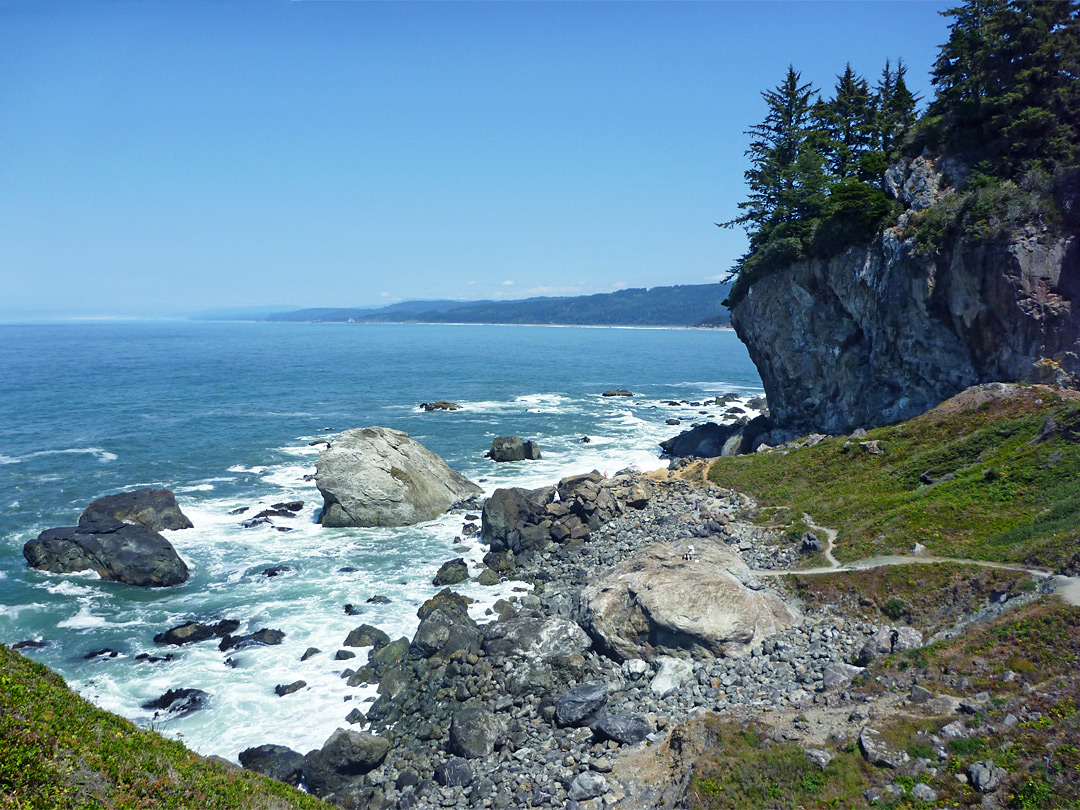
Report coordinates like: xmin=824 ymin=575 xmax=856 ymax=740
xmin=731 ymin=157 xmax=1080 ymax=436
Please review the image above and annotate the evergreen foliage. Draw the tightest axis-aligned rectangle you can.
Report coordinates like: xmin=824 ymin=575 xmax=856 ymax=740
xmin=720 ymin=0 xmax=1079 ymax=306
xmin=925 ymin=0 xmax=1080 ymax=175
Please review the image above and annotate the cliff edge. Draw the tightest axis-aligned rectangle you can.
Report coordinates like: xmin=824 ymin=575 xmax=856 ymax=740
xmin=730 ymin=156 xmax=1080 ymax=437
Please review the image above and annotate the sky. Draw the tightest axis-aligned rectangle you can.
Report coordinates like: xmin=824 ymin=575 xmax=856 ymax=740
xmin=0 ymin=0 xmax=954 ymax=320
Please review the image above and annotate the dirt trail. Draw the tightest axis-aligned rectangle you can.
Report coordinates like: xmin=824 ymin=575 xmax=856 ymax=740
xmin=671 ymin=459 xmax=1080 ymax=606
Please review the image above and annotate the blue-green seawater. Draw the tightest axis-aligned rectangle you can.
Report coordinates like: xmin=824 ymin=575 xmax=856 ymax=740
xmin=0 ymin=321 xmax=761 ymax=758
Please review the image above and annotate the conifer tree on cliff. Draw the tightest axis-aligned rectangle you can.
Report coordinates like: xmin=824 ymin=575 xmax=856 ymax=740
xmin=875 ymin=58 xmax=919 ymax=159
xmin=720 ymin=66 xmax=828 ymax=276
xmin=929 ymin=0 xmax=1080 ymax=174
xmin=818 ymin=64 xmax=876 ymax=179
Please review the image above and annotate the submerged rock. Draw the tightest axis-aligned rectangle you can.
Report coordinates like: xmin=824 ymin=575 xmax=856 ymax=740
xmin=154 ymin=619 xmax=239 ymax=646
xmin=142 ymin=687 xmax=210 ymax=720
xmin=316 ymin=427 xmax=482 ymax=528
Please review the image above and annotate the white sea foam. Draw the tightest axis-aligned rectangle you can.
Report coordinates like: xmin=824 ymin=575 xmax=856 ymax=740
xmin=45 ymin=580 xmax=98 ymax=597
xmin=0 ymin=453 xmax=20 ymax=465
xmin=17 ymin=451 xmax=119 ymax=462
xmin=227 ymin=465 xmax=267 ymax=474
xmin=58 ymin=606 xmax=110 ymax=630
xmin=176 ymin=484 xmax=215 ymax=492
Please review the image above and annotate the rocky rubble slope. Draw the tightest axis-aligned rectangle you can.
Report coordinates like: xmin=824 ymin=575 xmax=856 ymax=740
xmin=228 ymin=468 xmax=1048 ymax=810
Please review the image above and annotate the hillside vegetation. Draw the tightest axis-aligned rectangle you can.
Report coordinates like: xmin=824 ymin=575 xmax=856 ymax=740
xmin=708 ymin=385 xmax=1080 ymax=573
xmin=262 ymin=282 xmax=732 ymax=327
xmin=0 ymin=644 xmax=328 ymax=810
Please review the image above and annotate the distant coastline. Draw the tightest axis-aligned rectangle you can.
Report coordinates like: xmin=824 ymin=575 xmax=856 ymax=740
xmin=193 ymin=281 xmax=734 ymax=329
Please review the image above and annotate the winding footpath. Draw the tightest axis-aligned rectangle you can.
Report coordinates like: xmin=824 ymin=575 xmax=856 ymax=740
xmin=749 ymin=512 xmax=1080 ymax=607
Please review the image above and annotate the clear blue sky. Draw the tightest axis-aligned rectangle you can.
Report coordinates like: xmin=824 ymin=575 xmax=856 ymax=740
xmin=0 ymin=0 xmax=953 ymax=319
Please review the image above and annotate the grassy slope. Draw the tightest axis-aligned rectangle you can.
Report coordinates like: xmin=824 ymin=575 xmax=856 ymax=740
xmin=688 ymin=385 xmax=1080 ymax=809
xmin=0 ymin=644 xmax=329 ymax=810
xmin=707 ymin=386 xmax=1080 ymax=573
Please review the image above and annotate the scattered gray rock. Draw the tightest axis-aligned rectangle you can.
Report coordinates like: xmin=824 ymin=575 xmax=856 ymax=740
xmin=650 ymin=657 xmax=695 ymax=697
xmin=555 ymin=683 xmax=607 ymax=727
xmin=448 ymin=707 xmax=504 ymax=759
xmin=859 ymin=726 xmax=906 ymax=769
xmin=596 ymin=713 xmax=651 ymax=745
xmin=568 ymin=771 xmax=609 ymax=801
xmin=434 ymin=757 xmax=473 ymax=787
xmin=967 ymin=760 xmax=1003 ymax=792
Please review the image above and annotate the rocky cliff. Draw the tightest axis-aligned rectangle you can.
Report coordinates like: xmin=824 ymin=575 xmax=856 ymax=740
xmin=730 ymin=155 xmax=1080 ymax=437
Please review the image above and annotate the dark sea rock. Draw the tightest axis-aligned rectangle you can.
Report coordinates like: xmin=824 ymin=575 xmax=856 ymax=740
xmin=601 ymin=389 xmax=633 ymax=397
xmin=24 ymin=510 xmax=190 ymax=587
xmin=344 ymin=624 xmax=390 ymax=650
xmin=85 ymin=488 xmax=193 ymax=531
xmin=432 ymin=558 xmax=469 ymax=586
xmin=274 ymin=680 xmax=306 ymax=697
xmin=218 ymin=628 xmax=285 ymax=652
xmin=238 ymin=743 xmax=304 ymax=786
xmin=420 ymin=401 xmax=461 ymax=411
xmin=486 ymin=436 xmax=542 ymax=462
xmin=302 ymin=728 xmax=390 ymax=797
xmin=154 ymin=619 xmax=241 ymax=646
xmin=142 ymin=687 xmax=210 ymax=720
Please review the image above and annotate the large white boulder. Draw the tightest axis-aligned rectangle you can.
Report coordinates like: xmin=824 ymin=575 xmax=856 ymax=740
xmin=316 ymin=427 xmax=482 ymax=528
xmin=580 ymin=537 xmax=796 ymax=659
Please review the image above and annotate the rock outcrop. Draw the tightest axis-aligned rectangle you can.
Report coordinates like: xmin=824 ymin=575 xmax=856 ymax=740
xmin=85 ymin=488 xmax=193 ymax=531
xmin=730 ymin=155 xmax=1080 ymax=436
xmin=24 ymin=510 xmax=190 ymax=587
xmin=481 ymin=471 xmax=653 ymax=554
xmin=486 ymin=436 xmax=541 ymax=462
xmin=579 ymin=537 xmax=796 ymax=660
xmin=316 ymin=427 xmax=482 ymax=528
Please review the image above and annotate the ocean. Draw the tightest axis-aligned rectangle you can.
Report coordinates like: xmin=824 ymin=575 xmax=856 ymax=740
xmin=0 ymin=320 xmax=761 ymax=759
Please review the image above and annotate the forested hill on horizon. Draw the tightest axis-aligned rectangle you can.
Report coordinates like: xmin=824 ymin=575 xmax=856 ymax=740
xmin=216 ymin=282 xmax=733 ymax=327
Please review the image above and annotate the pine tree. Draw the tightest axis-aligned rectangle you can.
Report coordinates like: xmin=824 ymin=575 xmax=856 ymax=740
xmin=818 ymin=64 xmax=876 ymax=179
xmin=876 ymin=58 xmax=919 ymax=158
xmin=929 ymin=0 xmax=1080 ymax=174
xmin=721 ymin=66 xmax=828 ymax=252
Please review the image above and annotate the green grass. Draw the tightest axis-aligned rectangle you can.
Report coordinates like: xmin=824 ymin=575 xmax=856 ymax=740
xmin=688 ymin=722 xmax=873 ymax=810
xmin=0 ymin=644 xmax=329 ymax=810
xmin=708 ymin=390 xmax=1080 ymax=572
